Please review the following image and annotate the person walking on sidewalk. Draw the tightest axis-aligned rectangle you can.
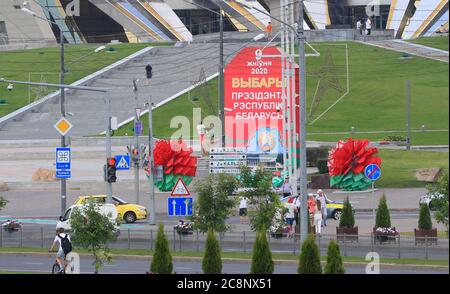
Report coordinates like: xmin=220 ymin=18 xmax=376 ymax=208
xmin=366 ymin=17 xmax=372 ymax=35
xmin=356 ymin=19 xmax=363 ymax=35
xmin=266 ymin=22 xmax=273 ymax=39
xmin=317 ymin=189 xmax=328 ymax=227
xmin=197 ymin=121 xmax=206 ymax=156
xmin=239 ymin=196 xmax=248 ymax=224
xmin=282 ymin=178 xmax=292 ymax=197
xmin=314 ymin=200 xmax=323 ymax=235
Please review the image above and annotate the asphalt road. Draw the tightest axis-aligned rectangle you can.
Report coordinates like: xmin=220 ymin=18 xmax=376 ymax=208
xmin=0 ymin=254 xmax=447 ymax=274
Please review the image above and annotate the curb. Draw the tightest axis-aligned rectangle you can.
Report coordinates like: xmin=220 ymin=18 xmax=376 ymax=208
xmin=0 ymin=252 xmax=447 ymax=271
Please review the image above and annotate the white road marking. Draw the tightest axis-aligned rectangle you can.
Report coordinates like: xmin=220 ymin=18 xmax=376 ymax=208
xmin=23 ymin=262 xmax=44 ymax=265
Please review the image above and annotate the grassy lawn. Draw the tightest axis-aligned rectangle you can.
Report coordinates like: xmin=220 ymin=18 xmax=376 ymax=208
xmin=0 ymin=42 xmax=172 ymax=117
xmin=375 ymin=149 xmax=449 ymax=188
xmin=0 ymin=247 xmax=447 ymax=267
xmin=408 ymin=36 xmax=449 ymax=51
xmin=115 ymin=42 xmax=448 ymax=146
xmin=400 ymin=231 xmax=448 ymax=238
xmin=307 ymin=149 xmax=448 ymax=188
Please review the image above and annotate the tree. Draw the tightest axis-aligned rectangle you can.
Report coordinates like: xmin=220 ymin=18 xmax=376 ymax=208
xmin=189 ymin=173 xmax=237 ymax=233
xmin=251 ymin=230 xmax=274 ymax=274
xmin=427 ymin=171 xmax=449 ymax=236
xmin=298 ymin=234 xmax=322 ymax=274
xmin=375 ymin=194 xmax=391 ymax=228
xmin=418 ymin=204 xmax=432 ymax=231
xmin=239 ymin=165 xmax=282 ymax=232
xmin=70 ymin=201 xmax=119 ymax=273
xmin=151 ymin=223 xmax=173 ymax=274
xmin=202 ymin=229 xmax=222 ymax=274
xmin=339 ymin=197 xmax=355 ymax=228
xmin=324 ymin=240 xmax=345 ymax=274
xmin=0 ymin=196 xmax=7 ymax=213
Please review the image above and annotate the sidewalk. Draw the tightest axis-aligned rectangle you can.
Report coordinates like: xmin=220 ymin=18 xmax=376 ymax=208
xmin=363 ymin=40 xmax=449 ymax=63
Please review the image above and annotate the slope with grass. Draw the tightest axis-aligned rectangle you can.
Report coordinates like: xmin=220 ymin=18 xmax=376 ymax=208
xmin=114 ymin=41 xmax=448 ymax=146
xmin=408 ymin=36 xmax=449 ymax=51
xmin=0 ymin=43 xmax=171 ymax=117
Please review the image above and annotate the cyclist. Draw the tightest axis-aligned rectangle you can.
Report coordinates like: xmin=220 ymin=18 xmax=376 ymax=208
xmin=49 ymin=227 xmax=72 ymax=273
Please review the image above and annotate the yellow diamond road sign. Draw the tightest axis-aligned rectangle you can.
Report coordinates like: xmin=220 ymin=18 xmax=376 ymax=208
xmin=54 ymin=117 xmax=73 ymax=136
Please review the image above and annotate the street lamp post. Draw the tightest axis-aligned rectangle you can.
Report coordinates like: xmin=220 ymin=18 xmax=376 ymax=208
xmin=21 ymin=5 xmax=67 ymax=216
xmin=236 ymin=0 xmax=308 ymax=241
xmin=0 ymin=78 xmax=113 ymax=204
xmin=184 ymin=0 xmax=225 ymax=147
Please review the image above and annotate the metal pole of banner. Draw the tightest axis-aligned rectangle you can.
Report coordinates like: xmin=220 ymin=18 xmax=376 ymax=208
xmin=298 ymin=0 xmax=309 ymax=244
xmin=280 ymin=0 xmax=288 ymax=181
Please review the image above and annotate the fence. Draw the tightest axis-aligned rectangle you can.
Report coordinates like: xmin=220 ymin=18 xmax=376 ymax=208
xmin=0 ymin=226 xmax=448 ymax=261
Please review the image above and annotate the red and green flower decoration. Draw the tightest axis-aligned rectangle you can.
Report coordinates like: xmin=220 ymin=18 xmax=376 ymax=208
xmin=145 ymin=139 xmax=197 ymax=192
xmin=328 ymin=138 xmax=382 ymax=191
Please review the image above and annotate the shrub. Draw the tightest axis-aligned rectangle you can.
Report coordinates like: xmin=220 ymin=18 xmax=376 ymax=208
xmin=298 ymin=235 xmax=322 ymax=274
xmin=339 ymin=197 xmax=355 ymax=228
xmin=316 ymin=158 xmax=329 ymax=174
xmin=307 ymin=147 xmax=330 ymax=167
xmin=150 ymin=223 xmax=173 ymax=274
xmin=418 ymin=204 xmax=433 ymax=231
xmin=375 ymin=194 xmax=391 ymax=228
xmin=251 ymin=230 xmax=274 ymax=274
xmin=324 ymin=240 xmax=345 ymax=274
xmin=202 ymin=229 xmax=222 ymax=274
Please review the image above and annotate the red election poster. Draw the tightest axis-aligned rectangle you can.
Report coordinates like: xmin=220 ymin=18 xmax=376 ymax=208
xmin=224 ymin=46 xmax=298 ymax=155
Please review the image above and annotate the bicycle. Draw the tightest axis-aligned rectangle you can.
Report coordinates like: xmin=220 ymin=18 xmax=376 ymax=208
xmin=49 ymin=250 xmax=67 ymax=274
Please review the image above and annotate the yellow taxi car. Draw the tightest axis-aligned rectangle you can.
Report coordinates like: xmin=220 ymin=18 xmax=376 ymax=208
xmin=74 ymin=195 xmax=147 ymax=223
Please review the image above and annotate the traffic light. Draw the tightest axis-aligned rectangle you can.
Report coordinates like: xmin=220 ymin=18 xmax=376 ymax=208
xmin=145 ymin=64 xmax=153 ymax=79
xmin=106 ymin=157 xmax=117 ymax=183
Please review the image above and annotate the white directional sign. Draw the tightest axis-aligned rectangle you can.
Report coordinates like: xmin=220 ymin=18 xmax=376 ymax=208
xmin=210 ymin=147 xmax=246 ymax=154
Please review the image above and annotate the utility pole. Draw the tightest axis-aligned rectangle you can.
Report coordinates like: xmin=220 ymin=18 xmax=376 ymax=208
xmin=59 ymin=28 xmax=67 ymax=216
xmin=406 ymin=80 xmax=411 ymax=150
xmin=298 ymin=0 xmax=309 ymax=243
xmin=148 ymin=97 xmax=156 ymax=225
xmin=133 ymin=79 xmax=140 ymax=204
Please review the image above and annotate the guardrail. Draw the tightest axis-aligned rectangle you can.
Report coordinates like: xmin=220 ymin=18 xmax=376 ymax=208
xmin=1 ymin=227 xmax=448 ymax=261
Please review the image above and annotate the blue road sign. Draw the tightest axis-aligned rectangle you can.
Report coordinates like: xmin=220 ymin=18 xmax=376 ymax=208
xmin=56 ymin=148 xmax=71 ymax=170
xmin=134 ymin=121 xmax=143 ymax=135
xmin=115 ymin=155 xmax=130 ymax=170
xmin=167 ymin=197 xmax=193 ymax=216
xmin=56 ymin=170 xmax=71 ymax=179
xmin=365 ymin=164 xmax=381 ymax=181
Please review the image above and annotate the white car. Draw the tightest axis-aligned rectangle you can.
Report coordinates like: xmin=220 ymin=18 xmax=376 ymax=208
xmin=57 ymin=203 xmax=119 ymax=231
xmin=419 ymin=192 xmax=445 ymax=210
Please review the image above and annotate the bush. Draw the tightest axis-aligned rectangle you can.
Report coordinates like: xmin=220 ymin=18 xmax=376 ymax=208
xmin=0 ymin=196 xmax=7 ymax=212
xmin=251 ymin=230 xmax=274 ymax=274
xmin=418 ymin=204 xmax=433 ymax=230
xmin=307 ymin=147 xmax=330 ymax=167
xmin=316 ymin=158 xmax=329 ymax=174
xmin=427 ymin=171 xmax=449 ymax=237
xmin=150 ymin=223 xmax=173 ymax=274
xmin=339 ymin=197 xmax=355 ymax=228
xmin=324 ymin=240 xmax=345 ymax=274
xmin=375 ymin=194 xmax=391 ymax=228
xmin=202 ymin=229 xmax=222 ymax=274
xmin=298 ymin=235 xmax=322 ymax=274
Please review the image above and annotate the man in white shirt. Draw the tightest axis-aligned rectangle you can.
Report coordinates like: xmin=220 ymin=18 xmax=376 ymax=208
xmin=239 ymin=197 xmax=248 ymax=224
xmin=317 ymin=189 xmax=328 ymax=227
xmin=356 ymin=19 xmax=363 ymax=35
xmin=49 ymin=227 xmax=71 ymax=273
xmin=285 ymin=201 xmax=296 ymax=237
xmin=366 ymin=17 xmax=372 ymax=35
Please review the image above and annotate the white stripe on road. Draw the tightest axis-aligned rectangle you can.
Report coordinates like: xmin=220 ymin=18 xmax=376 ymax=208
xmin=23 ymin=262 xmax=44 ymax=265
xmin=174 ymin=267 xmax=193 ymax=270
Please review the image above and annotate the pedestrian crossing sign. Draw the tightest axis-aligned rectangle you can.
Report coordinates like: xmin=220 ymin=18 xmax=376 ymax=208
xmin=115 ymin=155 xmax=130 ymax=170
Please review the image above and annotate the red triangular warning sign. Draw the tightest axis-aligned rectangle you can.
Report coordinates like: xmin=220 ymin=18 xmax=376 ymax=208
xmin=171 ymin=177 xmax=190 ymax=196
